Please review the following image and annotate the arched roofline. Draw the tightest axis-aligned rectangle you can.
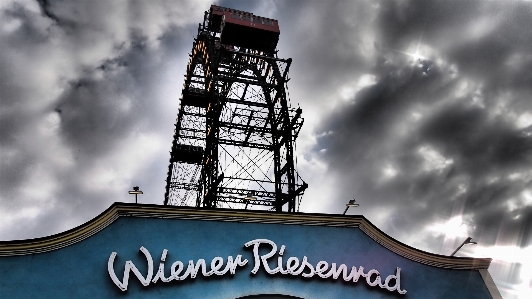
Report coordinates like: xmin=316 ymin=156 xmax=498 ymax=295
xmin=0 ymin=202 xmax=491 ymax=270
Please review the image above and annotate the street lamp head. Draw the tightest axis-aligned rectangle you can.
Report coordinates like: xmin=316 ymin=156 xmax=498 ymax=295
xmin=343 ymin=198 xmax=360 ymax=215
xmin=465 ymin=237 xmax=477 ymax=245
xmin=244 ymin=191 xmax=257 ymax=201
xmin=346 ymin=199 xmax=359 ymax=207
xmin=128 ymin=186 xmax=143 ymax=195
xmin=128 ymin=186 xmax=143 ymax=204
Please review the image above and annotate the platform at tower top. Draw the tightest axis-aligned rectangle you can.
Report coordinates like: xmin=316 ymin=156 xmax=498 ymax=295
xmin=209 ymin=5 xmax=280 ymax=53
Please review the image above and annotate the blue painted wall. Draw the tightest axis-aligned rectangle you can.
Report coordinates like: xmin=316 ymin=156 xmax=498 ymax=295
xmin=0 ymin=216 xmax=492 ymax=298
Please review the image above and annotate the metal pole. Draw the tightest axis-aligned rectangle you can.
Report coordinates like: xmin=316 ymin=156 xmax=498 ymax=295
xmin=450 ymin=237 xmax=475 ymax=256
xmin=450 ymin=243 xmax=466 ymax=257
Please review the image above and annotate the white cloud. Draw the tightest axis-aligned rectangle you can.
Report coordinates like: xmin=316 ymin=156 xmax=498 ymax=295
xmin=339 ymin=74 xmax=377 ymax=102
xmin=516 ymin=112 xmax=532 ymax=129
xmin=427 ymin=215 xmax=470 ymax=239
xmin=418 ymin=145 xmax=454 ymax=173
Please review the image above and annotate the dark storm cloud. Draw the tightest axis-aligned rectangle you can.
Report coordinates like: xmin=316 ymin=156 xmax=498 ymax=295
xmin=36 ymin=0 xmax=61 ymax=24
xmin=311 ymin=0 xmax=532 ymax=259
xmin=32 ymin=30 xmax=191 ymax=237
xmin=273 ymin=1 xmax=377 ymax=108
xmin=315 ymin=61 xmax=457 ymax=209
xmin=378 ymin=0 xmax=532 ymax=94
xmin=0 ymin=0 xmax=209 ymax=240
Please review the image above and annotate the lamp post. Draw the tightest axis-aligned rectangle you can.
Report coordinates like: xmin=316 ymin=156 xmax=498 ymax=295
xmin=243 ymin=191 xmax=257 ymax=209
xmin=343 ymin=199 xmax=359 ymax=215
xmin=128 ymin=186 xmax=143 ymax=204
xmin=450 ymin=237 xmax=477 ymax=256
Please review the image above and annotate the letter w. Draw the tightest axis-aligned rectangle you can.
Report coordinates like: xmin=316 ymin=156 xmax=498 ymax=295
xmin=108 ymin=246 xmax=154 ymax=291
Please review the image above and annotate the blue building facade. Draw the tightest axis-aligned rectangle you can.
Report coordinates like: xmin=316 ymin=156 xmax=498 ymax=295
xmin=0 ymin=203 xmax=502 ymax=298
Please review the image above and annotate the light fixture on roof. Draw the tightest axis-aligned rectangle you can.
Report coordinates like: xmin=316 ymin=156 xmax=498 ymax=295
xmin=450 ymin=237 xmax=477 ymax=256
xmin=128 ymin=186 xmax=143 ymax=204
xmin=244 ymin=191 xmax=257 ymax=209
xmin=343 ymin=198 xmax=359 ymax=215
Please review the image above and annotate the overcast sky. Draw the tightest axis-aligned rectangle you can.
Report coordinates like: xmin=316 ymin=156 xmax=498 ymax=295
xmin=1 ymin=0 xmax=531 ymax=298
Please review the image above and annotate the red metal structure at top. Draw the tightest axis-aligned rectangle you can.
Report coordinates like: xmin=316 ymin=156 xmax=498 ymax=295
xmin=210 ymin=5 xmax=280 ymax=53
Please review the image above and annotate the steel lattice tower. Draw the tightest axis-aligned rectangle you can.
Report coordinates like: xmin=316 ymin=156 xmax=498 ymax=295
xmin=164 ymin=5 xmax=307 ymax=212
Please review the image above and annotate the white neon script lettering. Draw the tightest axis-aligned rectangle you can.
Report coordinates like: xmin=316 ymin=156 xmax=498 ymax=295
xmin=244 ymin=239 xmax=406 ymax=294
xmin=108 ymin=248 xmax=248 ymax=291
xmin=108 ymin=239 xmax=406 ymax=294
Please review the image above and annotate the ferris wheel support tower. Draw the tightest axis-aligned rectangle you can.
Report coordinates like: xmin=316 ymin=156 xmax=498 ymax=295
xmin=164 ymin=5 xmax=307 ymax=212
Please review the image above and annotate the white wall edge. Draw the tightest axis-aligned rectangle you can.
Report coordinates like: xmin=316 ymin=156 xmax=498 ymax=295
xmin=479 ymin=269 xmax=503 ymax=299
